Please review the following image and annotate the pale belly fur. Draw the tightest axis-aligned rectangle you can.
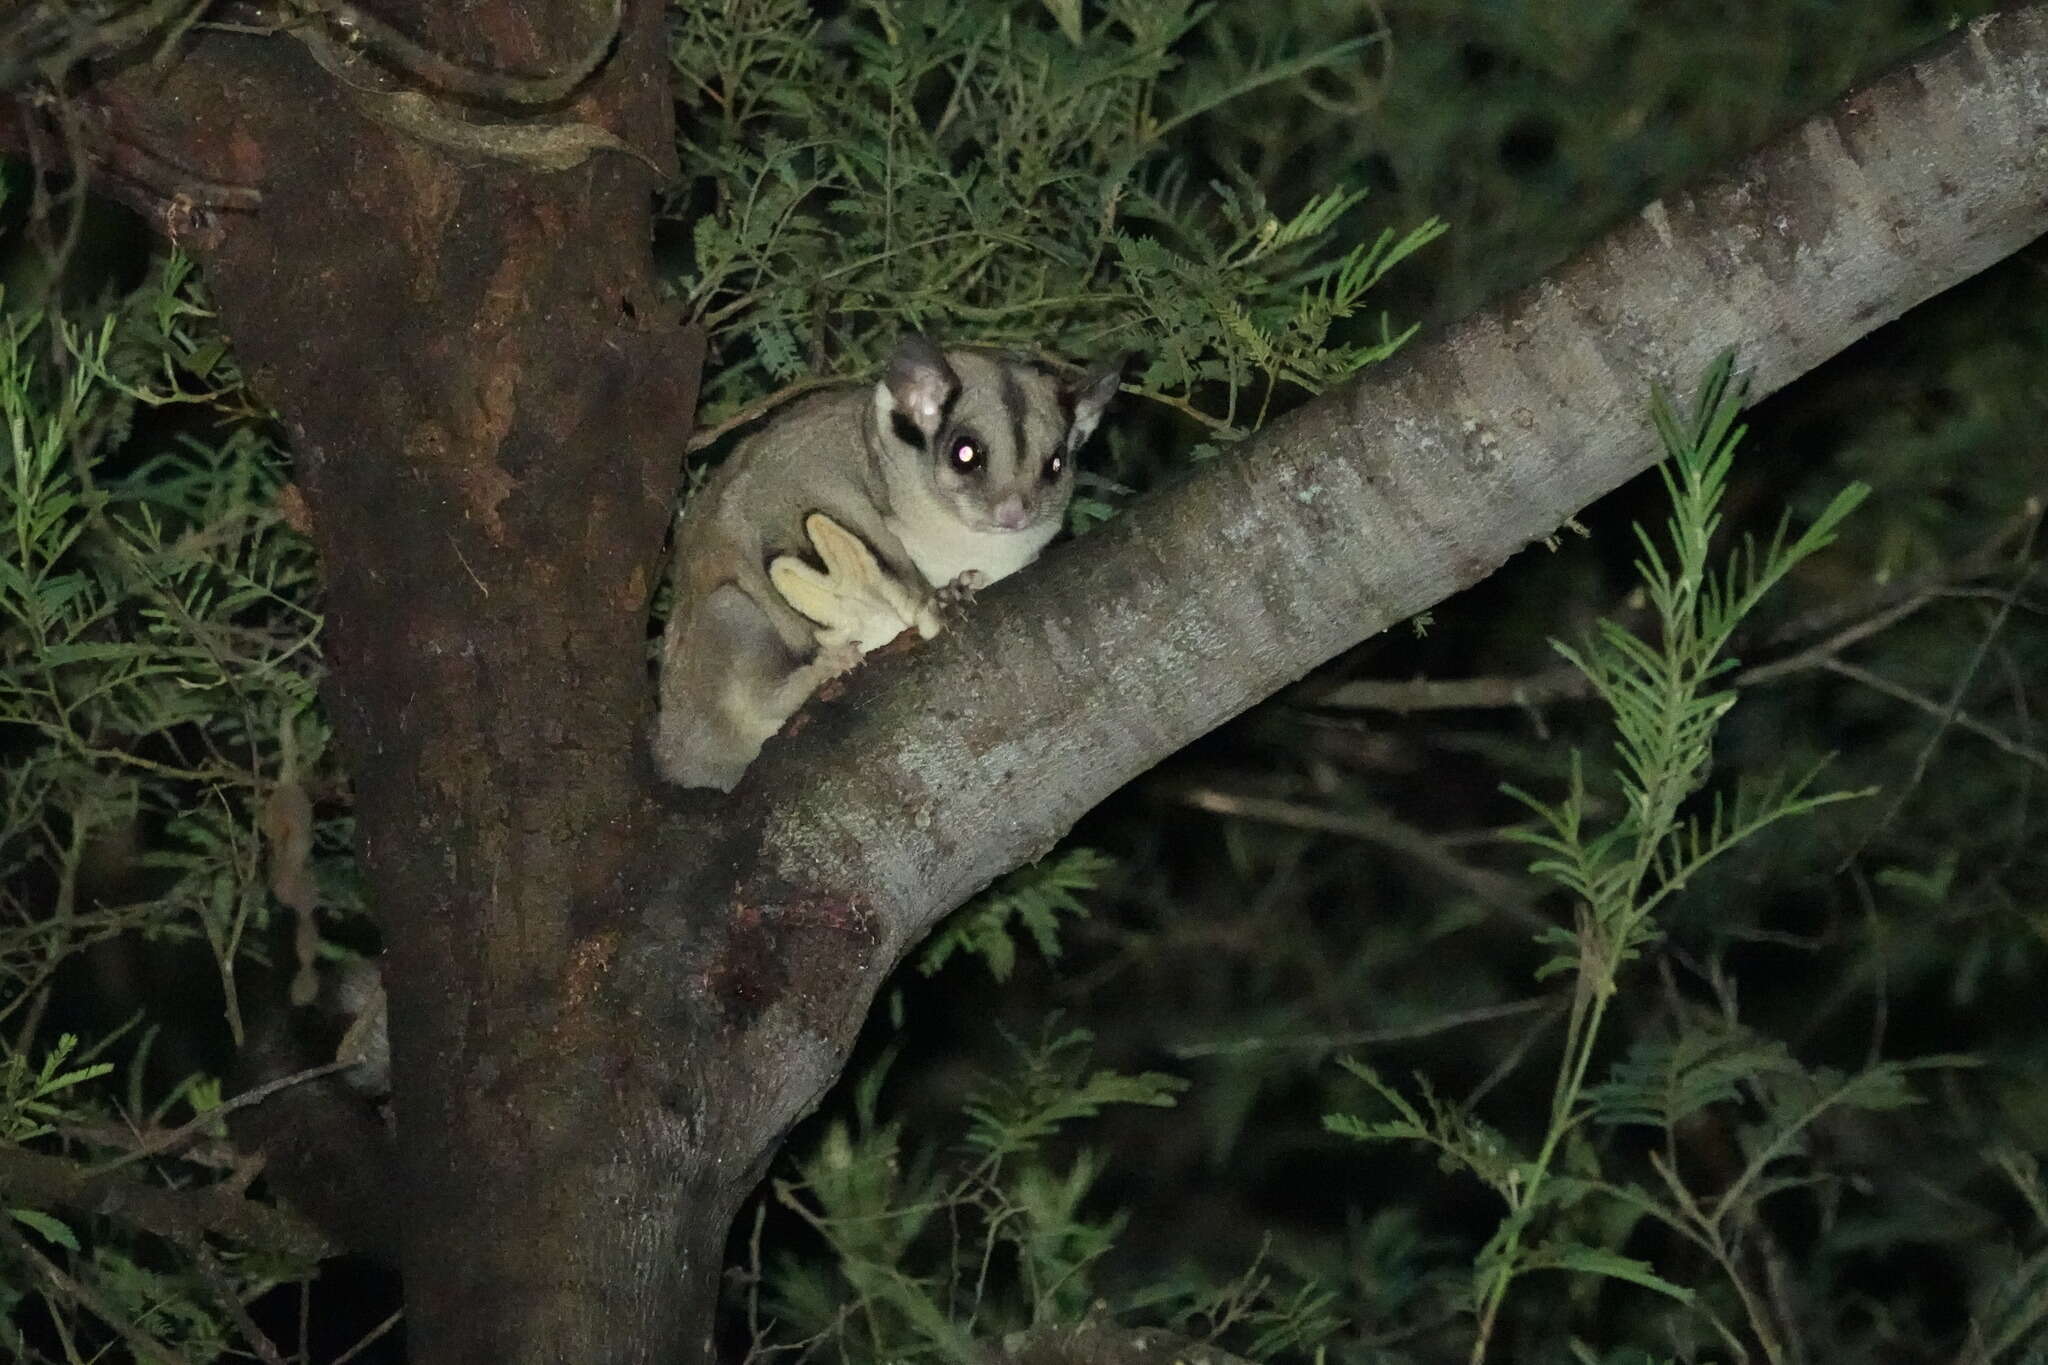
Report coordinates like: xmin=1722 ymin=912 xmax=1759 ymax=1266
xmin=888 ymin=512 xmax=1056 ymax=589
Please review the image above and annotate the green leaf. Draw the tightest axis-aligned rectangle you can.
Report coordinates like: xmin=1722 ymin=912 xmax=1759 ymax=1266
xmin=1038 ymin=0 xmax=1083 ymax=44
xmin=921 ymin=848 xmax=1111 ymax=981
xmin=1589 ymin=1026 xmax=1799 ymax=1129
xmin=9 ymin=1208 xmax=79 ymax=1251
xmin=960 ymin=1025 xmax=1186 ymax=1162
xmin=1531 ymin=1242 xmax=1694 ymax=1305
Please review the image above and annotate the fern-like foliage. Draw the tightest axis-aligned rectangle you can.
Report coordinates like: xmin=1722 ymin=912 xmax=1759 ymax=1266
xmin=665 ymin=0 xmax=1442 ymax=443
xmin=0 ymin=245 xmax=338 ymax=1358
xmin=959 ymin=1023 xmax=1184 ymax=1165
xmin=1586 ymin=1024 xmax=1799 ymax=1132
xmin=919 ymin=847 xmax=1113 ymax=982
xmin=0 ymin=261 xmax=340 ymax=1041
xmin=760 ymin=1026 xmax=1185 ymax=1360
xmin=1325 ymin=356 xmax=1887 ymax=1363
xmin=1508 ymin=359 xmax=1872 ymax=997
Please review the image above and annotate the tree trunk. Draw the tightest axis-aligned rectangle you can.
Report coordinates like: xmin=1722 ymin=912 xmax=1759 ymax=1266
xmin=9 ymin=3 xmax=2048 ymax=1360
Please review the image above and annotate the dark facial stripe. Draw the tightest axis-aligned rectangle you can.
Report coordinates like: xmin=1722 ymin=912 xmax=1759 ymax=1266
xmin=890 ymin=411 xmax=926 ymax=450
xmin=998 ymin=364 xmax=1029 ymax=478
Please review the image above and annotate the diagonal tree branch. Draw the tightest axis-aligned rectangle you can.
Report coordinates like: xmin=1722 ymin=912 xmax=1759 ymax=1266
xmin=699 ymin=3 xmax=2048 ymax=1140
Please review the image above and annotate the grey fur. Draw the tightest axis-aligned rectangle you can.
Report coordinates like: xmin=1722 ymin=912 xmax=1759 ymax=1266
xmin=655 ymin=337 xmax=1118 ymax=790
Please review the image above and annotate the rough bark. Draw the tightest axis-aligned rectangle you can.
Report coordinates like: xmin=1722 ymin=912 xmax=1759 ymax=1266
xmin=26 ymin=2 xmax=720 ymax=1358
xmin=6 ymin=3 xmax=2047 ymax=1363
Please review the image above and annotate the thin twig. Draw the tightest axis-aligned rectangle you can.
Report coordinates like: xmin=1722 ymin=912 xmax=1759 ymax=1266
xmin=1464 ymin=998 xmax=1570 ymax=1110
xmin=683 ymin=376 xmax=841 ymax=453
xmin=1308 ymin=495 xmax=2046 ymax=717
xmin=1171 ymin=996 xmax=1554 ymax=1059
xmin=1153 ymin=779 xmax=1544 ymax=927
xmin=91 ymin=1060 xmax=355 ymax=1177
xmin=183 ymin=1234 xmax=288 ymax=1365
xmin=1825 ymin=657 xmax=2048 ymax=774
xmin=1309 ymin=666 xmax=1590 ymax=713
xmin=1128 ymin=384 xmax=1243 ymax=437
xmin=1303 ymin=583 xmax=1948 ymax=715
xmin=331 ymin=1307 xmax=404 ymax=1365
xmin=0 ymin=0 xmax=203 ymax=88
xmin=1736 ymin=589 xmax=1935 ymax=686
xmin=55 ymin=1121 xmax=240 ymax=1169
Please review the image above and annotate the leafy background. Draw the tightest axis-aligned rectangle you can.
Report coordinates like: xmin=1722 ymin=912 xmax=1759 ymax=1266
xmin=3 ymin=0 xmax=2044 ymax=1361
